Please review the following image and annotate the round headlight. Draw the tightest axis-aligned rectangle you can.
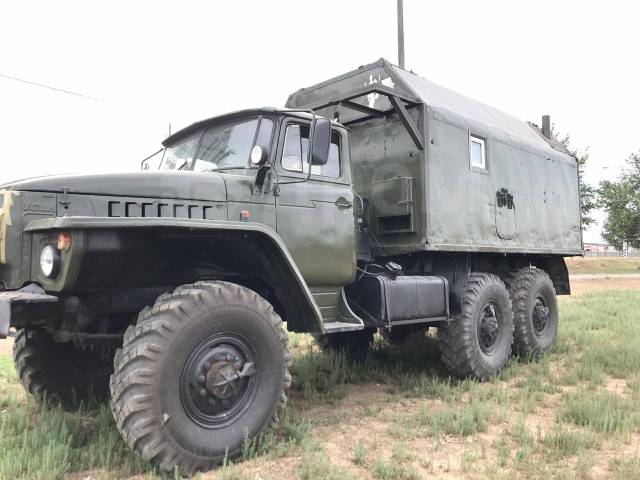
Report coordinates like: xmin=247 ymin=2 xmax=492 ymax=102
xmin=40 ymin=244 xmax=61 ymax=278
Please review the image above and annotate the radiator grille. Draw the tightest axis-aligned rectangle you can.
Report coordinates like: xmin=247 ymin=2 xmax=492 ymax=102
xmin=107 ymin=200 xmax=221 ymax=220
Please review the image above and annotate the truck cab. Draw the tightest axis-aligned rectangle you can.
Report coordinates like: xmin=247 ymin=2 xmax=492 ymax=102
xmin=157 ymin=108 xmax=357 ymax=291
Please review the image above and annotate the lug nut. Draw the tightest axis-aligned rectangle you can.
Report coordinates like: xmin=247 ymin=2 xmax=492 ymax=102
xmin=198 ymin=375 xmax=205 ymax=384
xmin=208 ymin=398 xmax=215 ymax=405
xmin=199 ymin=389 xmax=207 ymax=397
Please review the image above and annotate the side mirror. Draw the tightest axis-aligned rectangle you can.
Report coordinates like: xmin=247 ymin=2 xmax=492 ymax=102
xmin=252 ymin=144 xmax=271 ymax=191
xmin=250 ymin=144 xmax=269 ymax=167
xmin=310 ymin=118 xmax=331 ymax=166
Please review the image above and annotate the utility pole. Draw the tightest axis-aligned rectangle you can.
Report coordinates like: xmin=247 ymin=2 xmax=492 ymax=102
xmin=397 ymin=0 xmax=405 ymax=68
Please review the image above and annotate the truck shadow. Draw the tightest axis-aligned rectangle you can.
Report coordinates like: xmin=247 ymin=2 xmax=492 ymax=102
xmin=289 ymin=329 xmax=464 ymax=403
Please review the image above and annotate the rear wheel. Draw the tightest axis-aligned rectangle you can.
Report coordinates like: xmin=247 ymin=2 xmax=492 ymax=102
xmin=110 ymin=281 xmax=291 ymax=476
xmin=504 ymin=267 xmax=558 ymax=359
xmin=13 ymin=330 xmax=112 ymax=409
xmin=438 ymin=273 xmax=514 ymax=380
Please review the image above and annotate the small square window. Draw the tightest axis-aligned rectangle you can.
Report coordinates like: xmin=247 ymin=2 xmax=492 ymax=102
xmin=469 ymin=134 xmax=486 ymax=169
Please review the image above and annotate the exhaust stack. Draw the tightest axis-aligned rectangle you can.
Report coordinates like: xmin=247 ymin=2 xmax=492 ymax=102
xmin=542 ymin=115 xmax=551 ymax=138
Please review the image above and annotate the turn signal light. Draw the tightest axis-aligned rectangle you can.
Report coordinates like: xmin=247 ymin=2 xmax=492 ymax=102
xmin=57 ymin=231 xmax=72 ymax=252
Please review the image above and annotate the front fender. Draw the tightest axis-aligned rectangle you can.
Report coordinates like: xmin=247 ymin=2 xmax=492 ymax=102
xmin=25 ymin=216 xmax=324 ymax=333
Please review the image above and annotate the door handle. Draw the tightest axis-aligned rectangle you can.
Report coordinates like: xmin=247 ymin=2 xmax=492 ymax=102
xmin=335 ymin=197 xmax=353 ymax=209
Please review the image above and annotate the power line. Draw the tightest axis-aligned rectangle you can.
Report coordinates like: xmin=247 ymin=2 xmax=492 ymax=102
xmin=0 ymin=73 xmax=103 ymax=102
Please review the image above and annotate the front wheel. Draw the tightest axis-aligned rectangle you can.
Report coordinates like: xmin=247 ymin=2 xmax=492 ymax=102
xmin=110 ymin=281 xmax=291 ymax=476
xmin=13 ymin=329 xmax=112 ymax=409
xmin=438 ymin=273 xmax=514 ymax=380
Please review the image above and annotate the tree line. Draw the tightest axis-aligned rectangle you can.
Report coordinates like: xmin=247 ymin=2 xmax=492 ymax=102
xmin=560 ymin=132 xmax=639 ymax=251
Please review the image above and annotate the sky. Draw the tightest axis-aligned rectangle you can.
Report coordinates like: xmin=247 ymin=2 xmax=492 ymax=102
xmin=1 ymin=0 xmax=638 ymax=243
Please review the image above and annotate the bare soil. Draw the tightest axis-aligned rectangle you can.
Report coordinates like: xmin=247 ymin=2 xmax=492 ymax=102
xmin=0 ymin=337 xmax=11 ymax=356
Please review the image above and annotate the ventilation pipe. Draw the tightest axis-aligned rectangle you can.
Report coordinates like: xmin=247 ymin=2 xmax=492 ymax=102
xmin=397 ymin=0 xmax=405 ymax=68
xmin=542 ymin=115 xmax=551 ymax=138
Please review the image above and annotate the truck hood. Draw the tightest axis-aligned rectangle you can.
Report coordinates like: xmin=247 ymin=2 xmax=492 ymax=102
xmin=0 ymin=171 xmax=227 ymax=202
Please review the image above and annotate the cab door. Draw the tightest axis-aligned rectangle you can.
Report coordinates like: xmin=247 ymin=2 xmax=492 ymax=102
xmin=274 ymin=119 xmax=356 ymax=288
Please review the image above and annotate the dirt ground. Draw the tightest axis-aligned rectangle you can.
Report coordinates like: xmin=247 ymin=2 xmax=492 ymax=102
xmin=0 ymin=336 xmax=12 ymax=356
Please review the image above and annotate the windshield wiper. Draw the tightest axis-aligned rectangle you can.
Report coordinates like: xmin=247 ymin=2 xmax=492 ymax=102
xmin=140 ymin=148 xmax=164 ymax=170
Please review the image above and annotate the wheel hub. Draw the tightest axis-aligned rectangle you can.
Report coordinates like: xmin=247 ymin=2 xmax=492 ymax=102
xmin=478 ymin=302 xmax=502 ymax=354
xmin=205 ymin=359 xmax=256 ymax=399
xmin=532 ymin=295 xmax=550 ymax=337
xmin=180 ymin=335 xmax=257 ymax=428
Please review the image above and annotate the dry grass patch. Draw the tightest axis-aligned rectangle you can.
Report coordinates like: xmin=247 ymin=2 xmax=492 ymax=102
xmin=566 ymin=256 xmax=640 ymax=275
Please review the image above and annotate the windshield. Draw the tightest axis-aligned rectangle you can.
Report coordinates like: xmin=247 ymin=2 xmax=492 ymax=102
xmin=160 ymin=117 xmax=273 ymax=171
xmin=160 ymin=133 xmax=200 ymax=170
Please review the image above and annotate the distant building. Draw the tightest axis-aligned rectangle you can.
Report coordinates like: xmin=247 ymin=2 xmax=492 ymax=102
xmin=584 ymin=242 xmax=613 ymax=253
xmin=584 ymin=242 xmax=637 ymax=256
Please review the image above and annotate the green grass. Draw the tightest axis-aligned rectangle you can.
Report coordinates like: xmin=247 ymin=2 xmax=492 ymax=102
xmin=0 ymin=402 xmax=152 ymax=479
xmin=557 ymin=290 xmax=640 ymax=380
xmin=351 ymin=440 xmax=367 ymax=466
xmin=298 ymin=444 xmax=356 ymax=480
xmin=409 ymin=399 xmax=491 ymax=437
xmin=372 ymin=444 xmax=420 ymax=480
xmin=372 ymin=460 xmax=420 ymax=480
xmin=610 ymin=456 xmax=640 ymax=480
xmin=539 ymin=425 xmax=601 ymax=460
xmin=560 ymin=390 xmax=640 ymax=434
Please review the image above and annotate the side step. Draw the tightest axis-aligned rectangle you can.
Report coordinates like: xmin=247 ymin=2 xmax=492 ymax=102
xmin=322 ymin=321 xmax=364 ymax=334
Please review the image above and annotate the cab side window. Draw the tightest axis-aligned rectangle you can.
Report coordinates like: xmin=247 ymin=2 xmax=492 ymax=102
xmin=281 ymin=123 xmax=341 ymax=179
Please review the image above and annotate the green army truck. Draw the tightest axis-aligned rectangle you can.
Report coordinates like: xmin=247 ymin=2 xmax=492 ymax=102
xmin=0 ymin=58 xmax=581 ymax=474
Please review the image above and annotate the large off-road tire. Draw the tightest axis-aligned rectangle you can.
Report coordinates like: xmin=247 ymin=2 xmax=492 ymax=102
xmin=380 ymin=324 xmax=428 ymax=345
xmin=13 ymin=329 xmax=112 ymax=409
xmin=110 ymin=281 xmax=291 ymax=476
xmin=504 ymin=267 xmax=558 ymax=359
xmin=438 ymin=273 xmax=514 ymax=380
xmin=317 ymin=328 xmax=376 ymax=355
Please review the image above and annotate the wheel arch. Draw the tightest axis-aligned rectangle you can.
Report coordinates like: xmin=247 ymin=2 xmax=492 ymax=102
xmin=25 ymin=216 xmax=324 ymax=333
xmin=529 ymin=256 xmax=571 ymax=295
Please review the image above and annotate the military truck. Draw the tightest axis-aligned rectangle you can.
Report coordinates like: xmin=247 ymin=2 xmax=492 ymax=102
xmin=0 ymin=58 xmax=581 ymax=474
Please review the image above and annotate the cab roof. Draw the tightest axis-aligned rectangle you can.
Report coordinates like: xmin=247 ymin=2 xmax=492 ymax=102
xmin=162 ymin=107 xmax=337 ymax=147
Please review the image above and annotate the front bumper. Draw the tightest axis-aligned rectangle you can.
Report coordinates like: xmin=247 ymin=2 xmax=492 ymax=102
xmin=0 ymin=284 xmax=58 ymax=338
